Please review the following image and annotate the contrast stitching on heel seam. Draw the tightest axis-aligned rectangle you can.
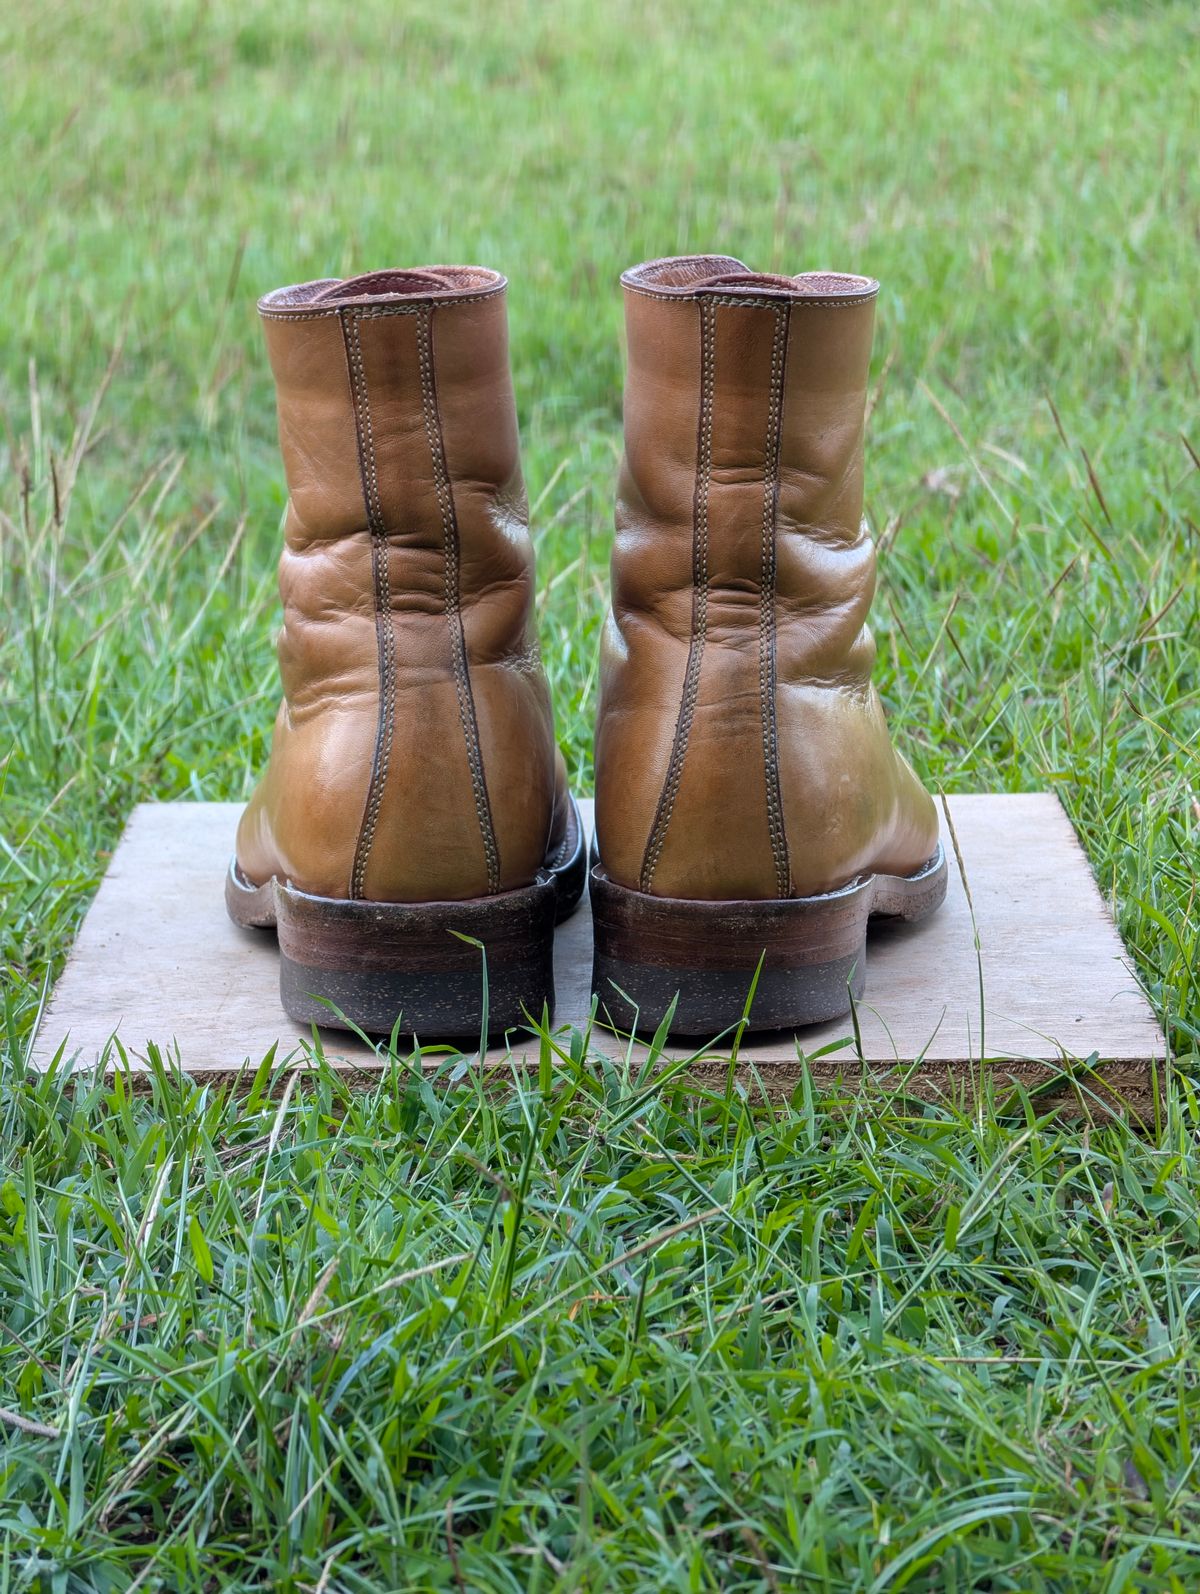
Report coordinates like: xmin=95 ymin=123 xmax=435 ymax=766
xmin=760 ymin=304 xmax=791 ymax=897
xmin=341 ymin=308 xmax=398 ymax=901
xmin=640 ymin=297 xmax=717 ymax=894
xmin=417 ymin=304 xmax=502 ymax=895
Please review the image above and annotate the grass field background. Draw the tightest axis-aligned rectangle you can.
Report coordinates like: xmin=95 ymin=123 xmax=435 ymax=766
xmin=2 ymin=1 xmax=1199 ymax=1587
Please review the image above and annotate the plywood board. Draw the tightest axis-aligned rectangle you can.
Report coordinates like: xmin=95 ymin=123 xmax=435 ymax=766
xmin=29 ymin=797 xmax=1165 ymax=1112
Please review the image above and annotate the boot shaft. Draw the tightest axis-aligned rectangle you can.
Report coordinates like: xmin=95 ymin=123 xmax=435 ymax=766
xmin=615 ymin=255 xmax=879 ymax=665
xmin=260 ymin=267 xmax=530 ymax=605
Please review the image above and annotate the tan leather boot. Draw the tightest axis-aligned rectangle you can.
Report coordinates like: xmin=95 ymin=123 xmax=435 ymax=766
xmin=591 ymin=255 xmax=946 ymax=1034
xmin=226 ymin=267 xmax=584 ymax=1034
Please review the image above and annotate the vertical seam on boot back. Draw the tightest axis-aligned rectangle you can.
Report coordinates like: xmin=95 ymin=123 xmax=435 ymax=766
xmin=639 ymin=297 xmax=717 ymax=894
xmin=416 ymin=304 xmax=502 ymax=895
xmin=760 ymin=304 xmax=791 ymax=897
xmin=341 ymin=308 xmax=398 ymax=901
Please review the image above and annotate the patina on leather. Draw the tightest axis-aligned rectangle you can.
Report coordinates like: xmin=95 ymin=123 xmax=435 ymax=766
xmin=235 ymin=267 xmax=570 ymax=905
xmin=594 ymin=254 xmax=939 ymax=902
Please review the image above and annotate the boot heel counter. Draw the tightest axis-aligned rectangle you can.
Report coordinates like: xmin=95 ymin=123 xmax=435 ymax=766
xmin=594 ymin=631 xmax=783 ymax=901
xmin=355 ymin=664 xmax=559 ymax=903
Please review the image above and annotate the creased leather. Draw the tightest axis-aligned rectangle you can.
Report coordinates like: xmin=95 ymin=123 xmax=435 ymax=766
xmin=236 ymin=268 xmax=567 ymax=902
xmin=595 ymin=255 xmax=939 ymax=901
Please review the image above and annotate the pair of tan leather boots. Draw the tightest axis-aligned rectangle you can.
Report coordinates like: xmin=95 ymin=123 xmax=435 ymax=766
xmin=226 ymin=256 xmax=946 ymax=1038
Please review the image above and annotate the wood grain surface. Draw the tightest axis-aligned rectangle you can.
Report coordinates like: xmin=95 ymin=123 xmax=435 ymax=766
xmin=29 ymin=796 xmax=1166 ymax=1113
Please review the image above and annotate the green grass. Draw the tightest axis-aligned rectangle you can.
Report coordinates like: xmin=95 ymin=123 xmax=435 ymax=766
xmin=1 ymin=0 xmax=1198 ymax=1586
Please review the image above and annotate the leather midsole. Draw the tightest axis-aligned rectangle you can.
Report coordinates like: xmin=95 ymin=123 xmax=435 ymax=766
xmin=589 ymin=846 xmax=948 ymax=974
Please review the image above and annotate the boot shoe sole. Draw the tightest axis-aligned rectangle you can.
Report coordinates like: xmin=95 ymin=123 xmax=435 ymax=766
xmin=589 ymin=844 xmax=948 ymax=1037
xmin=225 ymin=796 xmax=587 ymax=1039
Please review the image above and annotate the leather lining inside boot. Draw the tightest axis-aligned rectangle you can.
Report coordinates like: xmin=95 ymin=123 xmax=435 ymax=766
xmin=261 ymin=266 xmax=505 ymax=313
xmin=310 ymin=270 xmax=458 ymax=302
xmin=622 ymin=255 xmax=877 ymax=299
